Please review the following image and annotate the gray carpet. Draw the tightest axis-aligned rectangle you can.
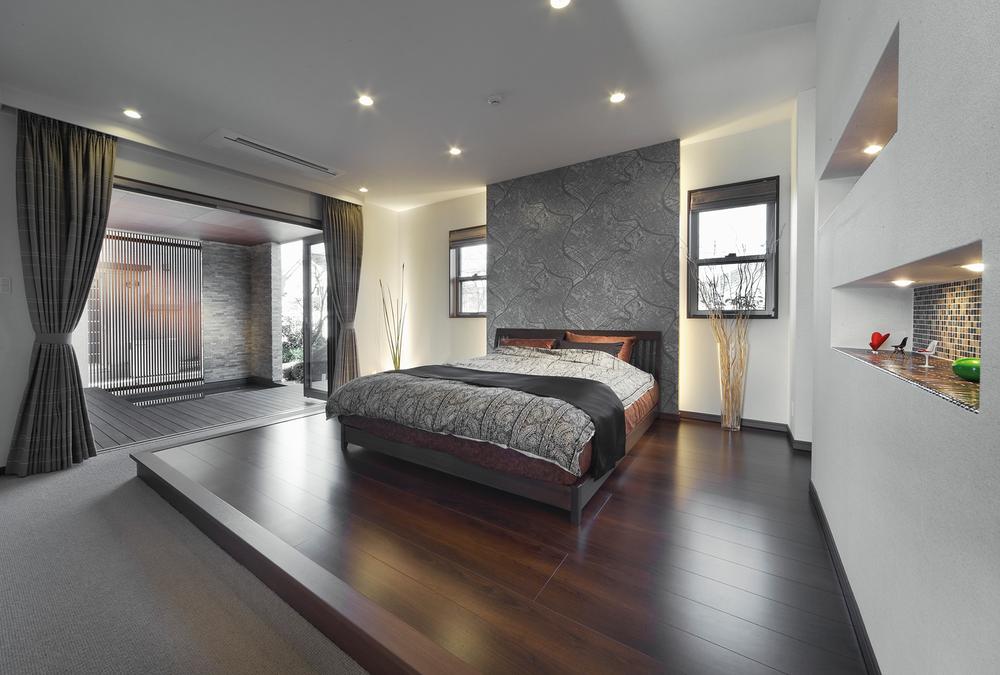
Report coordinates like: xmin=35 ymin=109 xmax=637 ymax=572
xmin=0 ymin=450 xmax=366 ymax=675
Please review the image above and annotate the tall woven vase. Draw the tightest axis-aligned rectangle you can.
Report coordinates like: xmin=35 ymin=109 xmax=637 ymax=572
xmin=710 ymin=311 xmax=750 ymax=432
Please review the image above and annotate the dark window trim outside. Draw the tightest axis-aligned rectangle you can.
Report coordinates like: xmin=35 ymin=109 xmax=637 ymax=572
xmin=449 ymin=226 xmax=487 ymax=318
xmin=687 ymin=176 xmax=779 ymax=320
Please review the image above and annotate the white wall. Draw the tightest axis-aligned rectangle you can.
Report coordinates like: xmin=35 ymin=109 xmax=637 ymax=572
xmin=0 ymin=110 xmax=33 ymax=470
xmin=679 ymin=119 xmax=793 ymax=425
xmin=788 ymin=91 xmax=817 ymax=443
xmin=813 ymin=1 xmax=1000 ymax=672
xmin=355 ymin=203 xmax=401 ymax=376
xmin=398 ymin=192 xmax=487 ymax=366
xmin=829 ymin=286 xmax=912 ymax=350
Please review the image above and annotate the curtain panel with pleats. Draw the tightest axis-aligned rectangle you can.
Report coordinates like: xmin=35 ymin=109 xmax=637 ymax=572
xmin=8 ymin=111 xmax=117 ymax=476
xmin=322 ymin=196 xmax=363 ymax=390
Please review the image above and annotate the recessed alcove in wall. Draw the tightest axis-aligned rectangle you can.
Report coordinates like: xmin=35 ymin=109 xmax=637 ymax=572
xmin=817 ymin=25 xmax=899 ymax=226
xmin=821 ymin=25 xmax=899 ymax=181
xmin=830 ymin=242 xmax=983 ymax=412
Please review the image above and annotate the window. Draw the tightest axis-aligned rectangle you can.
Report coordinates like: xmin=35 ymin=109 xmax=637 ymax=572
xmin=687 ymin=177 xmax=779 ymax=318
xmin=449 ymin=225 xmax=487 ymax=317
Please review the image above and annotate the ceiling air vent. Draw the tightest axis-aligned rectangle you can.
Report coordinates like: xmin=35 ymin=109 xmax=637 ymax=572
xmin=204 ymin=129 xmax=341 ymax=178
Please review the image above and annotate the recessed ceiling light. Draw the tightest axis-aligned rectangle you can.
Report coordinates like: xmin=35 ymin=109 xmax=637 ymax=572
xmin=892 ymin=279 xmax=915 ymax=287
xmin=961 ymin=262 xmax=985 ymax=273
xmin=550 ymin=0 xmax=571 ymax=8
xmin=357 ymin=94 xmax=374 ymax=107
xmin=122 ymin=109 xmax=142 ymax=119
xmin=358 ymin=186 xmax=369 ymax=193
xmin=609 ymin=91 xmax=627 ymax=104
xmin=863 ymin=144 xmax=883 ymax=155
xmin=449 ymin=146 xmax=463 ymax=156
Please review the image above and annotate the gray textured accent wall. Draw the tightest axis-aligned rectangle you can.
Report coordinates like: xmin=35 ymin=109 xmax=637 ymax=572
xmin=250 ymin=243 xmax=282 ymax=382
xmin=202 ymin=241 xmax=252 ymax=382
xmin=487 ymin=140 xmax=680 ymax=412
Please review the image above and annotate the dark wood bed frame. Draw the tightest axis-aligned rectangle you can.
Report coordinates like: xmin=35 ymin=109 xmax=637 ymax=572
xmin=340 ymin=329 xmax=662 ymax=524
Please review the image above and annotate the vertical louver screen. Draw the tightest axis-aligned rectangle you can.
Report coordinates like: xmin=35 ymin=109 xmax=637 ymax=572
xmin=87 ymin=230 xmax=204 ymax=397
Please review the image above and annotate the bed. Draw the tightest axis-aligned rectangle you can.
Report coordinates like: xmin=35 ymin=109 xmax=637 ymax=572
xmin=329 ymin=329 xmax=662 ymax=523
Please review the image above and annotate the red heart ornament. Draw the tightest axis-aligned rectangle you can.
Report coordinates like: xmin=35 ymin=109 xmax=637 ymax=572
xmin=869 ymin=332 xmax=890 ymax=351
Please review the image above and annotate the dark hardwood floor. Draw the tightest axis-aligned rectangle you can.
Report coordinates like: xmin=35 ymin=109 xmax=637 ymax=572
xmin=85 ymin=385 xmax=321 ymax=451
xmin=149 ymin=416 xmax=865 ymax=674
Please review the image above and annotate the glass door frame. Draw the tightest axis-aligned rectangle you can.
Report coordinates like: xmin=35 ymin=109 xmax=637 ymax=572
xmin=302 ymin=233 xmax=333 ymax=399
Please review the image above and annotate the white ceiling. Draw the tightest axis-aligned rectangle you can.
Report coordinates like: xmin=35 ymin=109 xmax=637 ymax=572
xmin=108 ymin=189 xmax=319 ymax=245
xmin=0 ymin=0 xmax=819 ymax=211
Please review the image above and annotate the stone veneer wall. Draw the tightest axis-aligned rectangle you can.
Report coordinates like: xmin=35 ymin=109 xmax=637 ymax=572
xmin=202 ymin=240 xmax=282 ymax=383
xmin=912 ymin=277 xmax=982 ymax=360
xmin=202 ymin=241 xmax=252 ymax=381
xmin=487 ymin=140 xmax=680 ymax=412
xmin=250 ymin=243 xmax=282 ymax=382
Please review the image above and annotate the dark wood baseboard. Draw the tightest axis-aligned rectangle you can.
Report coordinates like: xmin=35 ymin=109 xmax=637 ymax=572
xmin=133 ymin=449 xmax=474 ymax=675
xmin=787 ymin=430 xmax=813 ymax=452
xmin=809 ymin=482 xmax=881 ymax=675
xmin=669 ymin=410 xmax=813 ymax=451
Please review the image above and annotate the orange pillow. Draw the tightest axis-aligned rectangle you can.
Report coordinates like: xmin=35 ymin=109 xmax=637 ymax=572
xmin=564 ymin=332 xmax=635 ymax=362
xmin=500 ymin=337 xmax=558 ymax=349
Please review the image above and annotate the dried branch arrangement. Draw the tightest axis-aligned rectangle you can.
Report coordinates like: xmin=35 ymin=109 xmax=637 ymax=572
xmin=696 ymin=263 xmax=767 ymax=430
xmin=380 ymin=264 xmax=406 ymax=371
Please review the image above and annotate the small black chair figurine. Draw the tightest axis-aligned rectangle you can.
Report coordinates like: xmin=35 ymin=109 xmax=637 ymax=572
xmin=892 ymin=336 xmax=908 ymax=354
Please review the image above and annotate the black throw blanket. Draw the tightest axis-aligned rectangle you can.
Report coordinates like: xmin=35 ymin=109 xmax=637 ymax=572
xmin=399 ymin=365 xmax=625 ymax=476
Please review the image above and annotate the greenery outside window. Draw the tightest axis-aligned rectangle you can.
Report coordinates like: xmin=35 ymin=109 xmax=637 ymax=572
xmin=687 ymin=177 xmax=779 ymax=319
xmin=449 ymin=225 xmax=487 ymax=317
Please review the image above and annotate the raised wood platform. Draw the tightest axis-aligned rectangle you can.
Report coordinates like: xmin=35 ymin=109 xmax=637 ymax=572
xmin=135 ymin=416 xmax=866 ymax=674
xmin=86 ymin=385 xmax=320 ymax=451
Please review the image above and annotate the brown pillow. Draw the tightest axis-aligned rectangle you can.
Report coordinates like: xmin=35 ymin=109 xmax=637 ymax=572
xmin=564 ymin=332 xmax=635 ymax=362
xmin=556 ymin=339 xmax=623 ymax=356
xmin=500 ymin=337 xmax=558 ymax=349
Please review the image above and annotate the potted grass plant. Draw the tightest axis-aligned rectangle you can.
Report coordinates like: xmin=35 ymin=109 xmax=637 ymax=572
xmin=380 ymin=264 xmax=405 ymax=370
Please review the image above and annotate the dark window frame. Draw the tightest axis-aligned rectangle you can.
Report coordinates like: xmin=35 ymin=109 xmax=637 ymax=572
xmin=449 ymin=225 xmax=487 ymax=318
xmin=687 ymin=176 xmax=779 ymax=319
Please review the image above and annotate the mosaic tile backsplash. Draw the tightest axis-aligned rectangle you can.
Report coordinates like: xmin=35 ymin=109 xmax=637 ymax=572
xmin=912 ymin=277 xmax=981 ymax=360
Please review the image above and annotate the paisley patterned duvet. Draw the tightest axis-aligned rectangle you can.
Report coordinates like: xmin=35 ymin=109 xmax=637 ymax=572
xmin=326 ymin=346 xmax=655 ymax=477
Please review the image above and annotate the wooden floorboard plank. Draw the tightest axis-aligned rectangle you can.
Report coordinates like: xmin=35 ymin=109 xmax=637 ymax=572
xmin=597 ymin=492 xmax=833 ymax=567
xmin=143 ymin=417 xmax=866 ymax=673
xmin=87 ymin=386 xmax=318 ymax=452
xmin=536 ymin=552 xmax=865 ymax=674
xmin=84 ymin=405 xmax=145 ymax=445
xmin=163 ymin=399 xmax=245 ymax=425
xmin=84 ymin=391 xmax=165 ymax=441
xmin=165 ymin=447 xmax=663 ymax=675
xmin=87 ymin=421 xmax=117 ymax=450
xmin=117 ymin=401 xmax=193 ymax=434
xmin=198 ymin=440 xmax=568 ymax=599
xmin=131 ymin=403 xmax=211 ymax=432
xmin=94 ymin=399 xmax=182 ymax=438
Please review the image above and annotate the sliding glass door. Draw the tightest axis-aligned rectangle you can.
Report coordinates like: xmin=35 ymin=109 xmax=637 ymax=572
xmin=302 ymin=235 xmax=331 ymax=399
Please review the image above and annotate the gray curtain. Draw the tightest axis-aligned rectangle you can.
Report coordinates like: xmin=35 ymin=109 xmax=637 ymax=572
xmin=8 ymin=112 xmax=117 ymax=476
xmin=322 ymin=197 xmax=363 ymax=390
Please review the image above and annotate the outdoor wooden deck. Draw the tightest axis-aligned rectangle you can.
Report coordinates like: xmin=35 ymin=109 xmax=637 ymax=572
xmin=85 ymin=385 xmax=322 ymax=452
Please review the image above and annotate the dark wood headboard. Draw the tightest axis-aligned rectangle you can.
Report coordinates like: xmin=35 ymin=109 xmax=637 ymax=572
xmin=493 ymin=328 xmax=662 ymax=384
